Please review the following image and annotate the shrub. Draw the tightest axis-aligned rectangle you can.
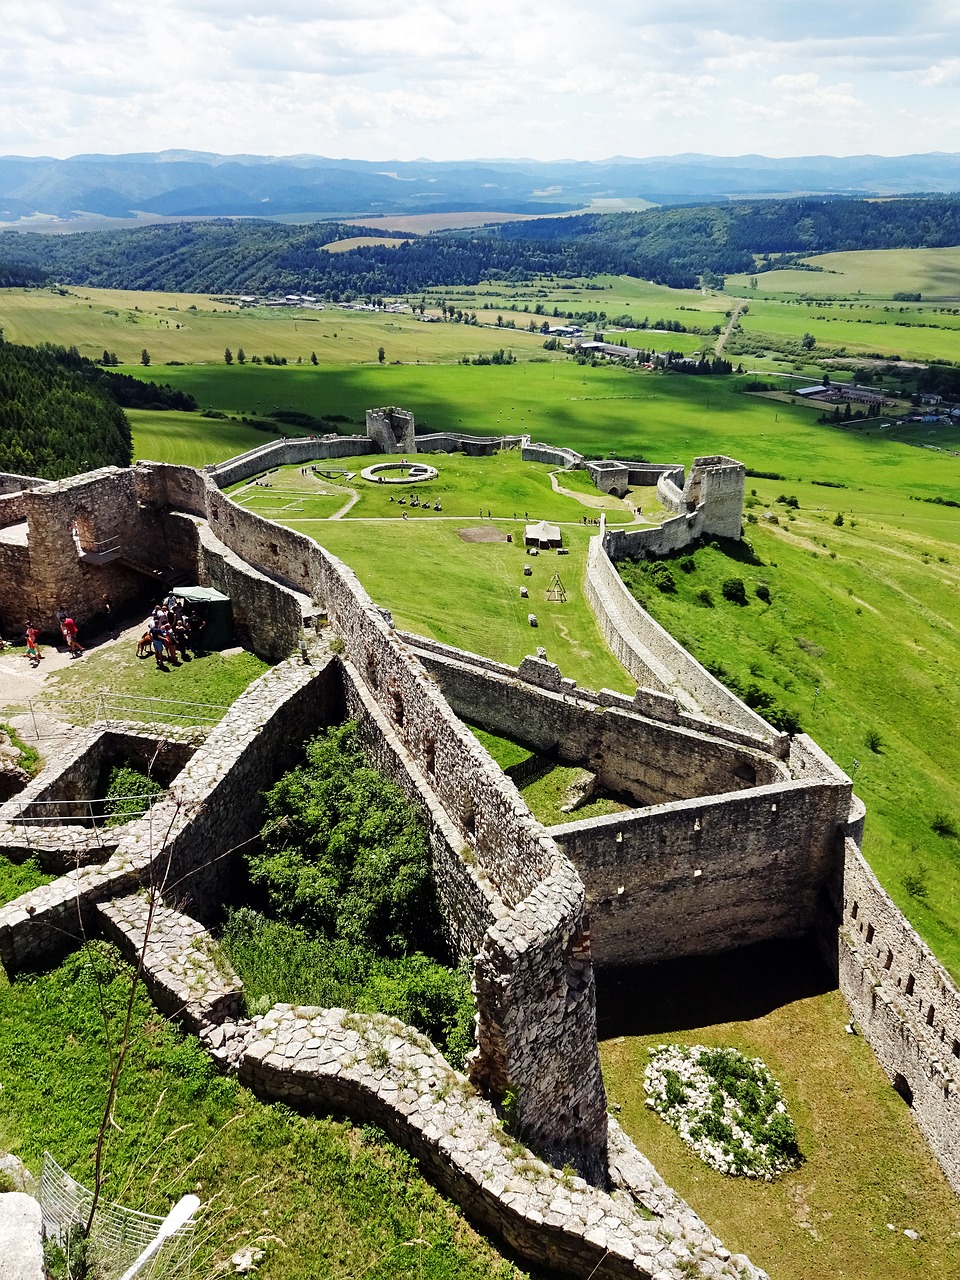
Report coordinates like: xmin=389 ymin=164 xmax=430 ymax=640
xmin=833 ymin=512 xmax=845 ymax=527
xmin=696 ymin=587 xmax=714 ymax=607
xmin=647 ymin=562 xmax=677 ymax=594
xmin=721 ymin=578 xmax=748 ymax=606
xmin=250 ymin=722 xmax=443 ymax=956
xmin=679 ymin=558 xmax=696 ymax=574
xmin=103 ymin=764 xmax=164 ymax=827
xmin=931 ymin=811 xmax=958 ymax=838
xmin=902 ymin=867 xmax=929 ymax=901
xmin=755 ymin=583 xmax=771 ymax=603
xmin=865 ymin=729 xmax=883 ymax=754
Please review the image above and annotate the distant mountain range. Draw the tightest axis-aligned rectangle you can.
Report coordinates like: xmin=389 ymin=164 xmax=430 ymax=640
xmin=1 ymin=151 xmax=959 ymax=225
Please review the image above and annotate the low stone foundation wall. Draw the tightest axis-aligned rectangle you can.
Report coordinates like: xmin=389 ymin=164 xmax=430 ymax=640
xmin=227 ymin=1003 xmax=765 ymax=1280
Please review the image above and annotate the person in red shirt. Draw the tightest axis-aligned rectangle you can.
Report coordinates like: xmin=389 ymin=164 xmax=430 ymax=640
xmin=62 ymin=616 xmax=84 ymax=657
xmin=25 ymin=624 xmax=42 ymax=666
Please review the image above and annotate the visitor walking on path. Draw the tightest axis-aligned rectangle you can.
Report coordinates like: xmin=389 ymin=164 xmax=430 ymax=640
xmin=61 ymin=616 xmax=84 ymax=658
xmin=24 ymin=624 xmax=42 ymax=667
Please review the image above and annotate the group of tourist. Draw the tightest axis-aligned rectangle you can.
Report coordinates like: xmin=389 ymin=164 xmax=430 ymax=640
xmin=137 ymin=595 xmax=206 ymax=670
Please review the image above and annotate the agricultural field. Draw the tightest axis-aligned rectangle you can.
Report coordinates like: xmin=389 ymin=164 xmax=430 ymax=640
xmin=726 ymin=247 xmax=960 ymax=300
xmin=0 ymin=285 xmax=552 ymax=368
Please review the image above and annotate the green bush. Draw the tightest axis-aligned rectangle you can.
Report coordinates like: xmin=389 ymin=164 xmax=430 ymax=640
xmin=221 ymin=909 xmax=474 ymax=1069
xmin=755 ymin=584 xmax=771 ymax=604
xmin=721 ymin=578 xmax=748 ymax=606
xmin=103 ymin=764 xmax=164 ymax=827
xmin=251 ymin=722 xmax=442 ymax=957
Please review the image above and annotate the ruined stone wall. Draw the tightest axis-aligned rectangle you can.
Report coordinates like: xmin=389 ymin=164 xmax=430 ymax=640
xmin=0 ymin=655 xmax=340 ymax=971
xmin=685 ymin=457 xmax=746 ymax=542
xmin=366 ymin=405 xmax=416 ymax=454
xmin=584 ymin=536 xmax=781 ymax=745
xmin=521 ymin=442 xmax=582 ymax=468
xmin=419 ymin=433 xmax=524 ymax=456
xmin=417 ymin=647 xmax=788 ymax=808
xmin=552 ymin=779 xmax=851 ymax=967
xmin=0 ymin=490 xmax=28 ymax=526
xmin=204 ymin=435 xmax=374 ymax=488
xmin=0 ymin=473 xmax=44 ymax=497
xmin=627 ymin=464 xmax=685 ymax=488
xmin=839 ymin=839 xmax=960 ymax=1195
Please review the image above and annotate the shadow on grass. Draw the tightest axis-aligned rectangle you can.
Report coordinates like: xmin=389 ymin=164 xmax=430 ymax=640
xmin=595 ymin=938 xmax=836 ymax=1039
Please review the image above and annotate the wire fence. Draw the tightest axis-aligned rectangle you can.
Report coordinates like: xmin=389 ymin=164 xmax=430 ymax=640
xmin=7 ymin=792 xmax=168 ymax=832
xmin=26 ymin=694 xmax=228 ymax=738
xmin=40 ymin=1152 xmax=196 ymax=1280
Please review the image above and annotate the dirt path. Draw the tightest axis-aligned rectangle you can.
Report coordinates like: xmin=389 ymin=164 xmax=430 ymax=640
xmin=547 ymin=471 xmax=646 ymax=522
xmin=715 ymin=299 xmax=746 ymax=356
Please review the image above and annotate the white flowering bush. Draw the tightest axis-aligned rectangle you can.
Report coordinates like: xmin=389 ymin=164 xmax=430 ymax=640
xmin=644 ymin=1044 xmax=801 ymax=1179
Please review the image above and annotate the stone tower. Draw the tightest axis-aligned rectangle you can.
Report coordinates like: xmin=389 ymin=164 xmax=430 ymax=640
xmin=366 ymin=406 xmax=417 ymax=455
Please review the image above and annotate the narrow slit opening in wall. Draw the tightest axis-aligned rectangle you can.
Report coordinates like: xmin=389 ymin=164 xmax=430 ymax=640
xmin=905 ymin=974 xmax=915 ymax=996
xmin=462 ymin=804 xmax=476 ymax=837
xmin=884 ymin=950 xmax=893 ymax=970
xmin=851 ymin=901 xmax=859 ymax=920
xmin=926 ymin=1004 xmax=935 ymax=1026
xmin=865 ymin=924 xmax=875 ymax=945
xmin=424 ymin=737 xmax=436 ymax=779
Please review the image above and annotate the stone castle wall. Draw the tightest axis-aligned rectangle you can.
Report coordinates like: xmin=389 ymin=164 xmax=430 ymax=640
xmin=204 ymin=435 xmax=375 ymax=488
xmin=553 ymin=776 xmax=851 ymax=967
xmin=584 ymin=536 xmax=781 ymax=745
xmin=415 ymin=645 xmax=787 ymax=809
xmin=839 ymin=839 xmax=960 ymax=1193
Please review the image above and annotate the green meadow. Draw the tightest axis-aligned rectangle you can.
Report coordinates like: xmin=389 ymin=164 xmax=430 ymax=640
xmin=0 ymin=285 xmax=552 ymax=368
xmin=727 ymin=246 xmax=960 ymax=299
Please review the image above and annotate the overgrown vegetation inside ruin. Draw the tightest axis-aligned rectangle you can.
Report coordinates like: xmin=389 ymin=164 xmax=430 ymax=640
xmin=0 ymin=944 xmax=524 ymax=1279
xmin=0 ymin=856 xmax=52 ymax=908
xmin=102 ymin=763 xmax=165 ymax=827
xmin=220 ymin=721 xmax=475 ymax=1068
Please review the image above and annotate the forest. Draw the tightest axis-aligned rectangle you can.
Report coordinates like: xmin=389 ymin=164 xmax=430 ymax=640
xmin=3 ymin=195 xmax=960 ymax=297
xmin=0 ymin=340 xmax=192 ymax=477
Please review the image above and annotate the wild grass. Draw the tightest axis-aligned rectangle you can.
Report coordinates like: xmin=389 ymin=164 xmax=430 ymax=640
xmin=0 ymin=857 xmax=52 ymax=907
xmin=0 ymin=944 xmax=527 ymax=1280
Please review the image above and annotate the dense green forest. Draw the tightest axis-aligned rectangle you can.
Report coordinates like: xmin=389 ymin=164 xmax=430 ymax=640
xmin=0 ymin=342 xmax=139 ymax=477
xmin=2 ymin=196 xmax=960 ymax=296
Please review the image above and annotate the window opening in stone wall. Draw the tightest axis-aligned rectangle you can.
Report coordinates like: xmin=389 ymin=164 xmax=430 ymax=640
xmin=851 ymin=901 xmax=859 ymax=919
xmin=952 ymin=1040 xmax=960 ymax=1058
xmin=884 ymin=950 xmax=893 ymax=970
xmin=926 ymin=1004 xmax=935 ymax=1026
xmin=462 ymin=803 xmax=476 ymax=836
xmin=424 ymin=737 xmax=436 ymax=778
xmin=865 ymin=924 xmax=875 ymax=945
xmin=905 ymin=974 xmax=915 ymax=996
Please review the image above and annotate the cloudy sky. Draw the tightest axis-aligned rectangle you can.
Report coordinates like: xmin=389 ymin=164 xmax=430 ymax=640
xmin=1 ymin=0 xmax=958 ymax=160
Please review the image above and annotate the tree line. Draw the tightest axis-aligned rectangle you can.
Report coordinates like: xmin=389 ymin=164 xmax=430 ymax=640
xmin=3 ymin=195 xmax=960 ymax=297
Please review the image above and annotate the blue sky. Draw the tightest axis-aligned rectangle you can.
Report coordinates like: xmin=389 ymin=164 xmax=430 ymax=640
xmin=0 ymin=1 xmax=958 ymax=159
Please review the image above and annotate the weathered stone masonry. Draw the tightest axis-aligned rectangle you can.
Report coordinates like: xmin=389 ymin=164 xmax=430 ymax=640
xmin=0 ymin=430 xmax=958 ymax=1267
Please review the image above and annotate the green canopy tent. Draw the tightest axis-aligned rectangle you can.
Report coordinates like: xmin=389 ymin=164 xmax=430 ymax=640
xmin=173 ymin=586 xmax=233 ymax=651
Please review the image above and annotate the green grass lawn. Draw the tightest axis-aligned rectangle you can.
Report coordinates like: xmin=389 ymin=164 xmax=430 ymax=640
xmin=599 ymin=942 xmax=960 ymax=1280
xmin=0 ymin=944 xmax=527 ymax=1280
xmin=128 ymin=409 xmax=298 ymax=467
xmin=303 ymin=518 xmax=634 ymax=694
xmin=32 ymin=641 xmax=270 ymax=726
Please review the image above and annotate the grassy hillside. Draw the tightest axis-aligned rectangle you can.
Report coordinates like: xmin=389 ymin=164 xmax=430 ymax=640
xmin=727 ymin=246 xmax=960 ymax=299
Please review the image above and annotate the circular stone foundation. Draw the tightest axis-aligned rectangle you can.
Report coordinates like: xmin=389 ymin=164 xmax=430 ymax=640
xmin=360 ymin=461 xmax=439 ymax=484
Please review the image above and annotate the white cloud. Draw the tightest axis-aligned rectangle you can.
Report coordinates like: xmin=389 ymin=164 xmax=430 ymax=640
xmin=0 ymin=1 xmax=957 ymax=157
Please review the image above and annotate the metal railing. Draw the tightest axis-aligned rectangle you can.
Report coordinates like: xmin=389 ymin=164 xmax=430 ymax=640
xmin=40 ymin=1152 xmax=196 ymax=1280
xmin=7 ymin=792 xmax=167 ymax=835
xmin=26 ymin=695 xmax=229 ymax=737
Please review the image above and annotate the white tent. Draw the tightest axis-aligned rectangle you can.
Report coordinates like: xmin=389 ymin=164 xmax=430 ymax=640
xmin=524 ymin=520 xmax=562 ymax=549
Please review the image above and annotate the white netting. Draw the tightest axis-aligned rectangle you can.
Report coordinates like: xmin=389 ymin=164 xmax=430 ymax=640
xmin=40 ymin=1153 xmax=196 ymax=1280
